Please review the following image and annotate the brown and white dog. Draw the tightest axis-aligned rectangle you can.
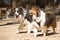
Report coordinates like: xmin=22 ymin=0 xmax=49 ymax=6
xmin=29 ymin=6 xmax=57 ymax=37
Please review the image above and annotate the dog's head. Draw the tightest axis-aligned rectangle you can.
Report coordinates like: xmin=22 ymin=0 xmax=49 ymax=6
xmin=29 ymin=6 xmax=40 ymax=21
xmin=13 ymin=7 xmax=24 ymax=18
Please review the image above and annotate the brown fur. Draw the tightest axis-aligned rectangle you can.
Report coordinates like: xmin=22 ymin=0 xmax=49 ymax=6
xmin=29 ymin=6 xmax=40 ymax=15
xmin=43 ymin=19 xmax=57 ymax=36
xmin=43 ymin=13 xmax=57 ymax=36
xmin=29 ymin=6 xmax=57 ymax=36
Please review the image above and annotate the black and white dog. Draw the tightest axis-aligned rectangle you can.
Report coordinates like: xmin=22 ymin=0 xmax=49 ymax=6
xmin=13 ymin=7 xmax=39 ymax=37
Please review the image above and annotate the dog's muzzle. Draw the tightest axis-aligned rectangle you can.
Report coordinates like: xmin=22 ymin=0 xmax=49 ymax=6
xmin=16 ymin=15 xmax=19 ymax=18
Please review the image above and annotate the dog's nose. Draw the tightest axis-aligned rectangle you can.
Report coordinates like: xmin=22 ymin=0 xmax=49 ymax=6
xmin=33 ymin=15 xmax=36 ymax=21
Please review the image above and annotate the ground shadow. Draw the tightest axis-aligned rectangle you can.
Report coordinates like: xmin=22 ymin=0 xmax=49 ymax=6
xmin=0 ymin=22 xmax=19 ymax=26
xmin=17 ymin=31 xmax=27 ymax=34
xmin=16 ymin=31 xmax=34 ymax=34
xmin=37 ymin=32 xmax=58 ymax=37
xmin=47 ymin=32 xmax=57 ymax=36
xmin=16 ymin=30 xmax=50 ymax=34
xmin=17 ymin=30 xmax=42 ymax=34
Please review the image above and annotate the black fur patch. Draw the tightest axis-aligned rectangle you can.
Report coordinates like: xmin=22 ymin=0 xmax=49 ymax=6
xmin=44 ymin=13 xmax=56 ymax=27
xmin=25 ymin=13 xmax=33 ymax=23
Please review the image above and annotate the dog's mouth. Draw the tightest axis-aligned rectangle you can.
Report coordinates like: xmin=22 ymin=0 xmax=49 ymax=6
xmin=14 ymin=12 xmax=19 ymax=18
xmin=14 ymin=14 xmax=19 ymax=18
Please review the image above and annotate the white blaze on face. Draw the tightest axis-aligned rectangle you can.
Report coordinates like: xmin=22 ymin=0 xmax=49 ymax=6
xmin=15 ymin=8 xmax=19 ymax=15
xmin=15 ymin=12 xmax=19 ymax=15
xmin=32 ymin=15 xmax=36 ymax=21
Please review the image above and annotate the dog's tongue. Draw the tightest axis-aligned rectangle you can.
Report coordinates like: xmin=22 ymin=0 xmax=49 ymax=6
xmin=16 ymin=15 xmax=19 ymax=18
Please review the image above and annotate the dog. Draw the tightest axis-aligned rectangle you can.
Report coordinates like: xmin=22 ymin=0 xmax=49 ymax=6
xmin=14 ymin=6 xmax=57 ymax=37
xmin=13 ymin=7 xmax=25 ymax=33
xmin=14 ymin=7 xmax=39 ymax=37
xmin=29 ymin=6 xmax=57 ymax=37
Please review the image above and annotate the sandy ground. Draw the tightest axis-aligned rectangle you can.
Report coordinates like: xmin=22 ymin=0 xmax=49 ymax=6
xmin=0 ymin=16 xmax=60 ymax=40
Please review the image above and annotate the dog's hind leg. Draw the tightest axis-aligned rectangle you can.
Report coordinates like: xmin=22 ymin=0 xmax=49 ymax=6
xmin=51 ymin=20 xmax=57 ymax=33
xmin=42 ymin=25 xmax=47 ymax=36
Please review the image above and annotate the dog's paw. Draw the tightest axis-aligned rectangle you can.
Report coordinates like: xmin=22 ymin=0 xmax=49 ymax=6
xmin=16 ymin=30 xmax=20 ymax=34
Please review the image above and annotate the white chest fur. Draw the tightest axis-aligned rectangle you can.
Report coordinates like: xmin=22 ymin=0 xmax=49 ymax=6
xmin=40 ymin=11 xmax=46 ymax=27
xmin=36 ymin=10 xmax=46 ymax=27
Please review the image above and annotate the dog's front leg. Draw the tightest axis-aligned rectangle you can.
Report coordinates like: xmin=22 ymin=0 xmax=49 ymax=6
xmin=33 ymin=28 xmax=37 ymax=37
xmin=27 ymin=23 xmax=32 ymax=34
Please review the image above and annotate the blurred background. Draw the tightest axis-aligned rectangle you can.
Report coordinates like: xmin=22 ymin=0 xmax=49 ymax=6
xmin=0 ymin=0 xmax=60 ymax=20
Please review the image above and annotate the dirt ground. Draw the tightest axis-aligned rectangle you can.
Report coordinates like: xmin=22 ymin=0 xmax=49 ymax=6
xmin=0 ymin=16 xmax=60 ymax=40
